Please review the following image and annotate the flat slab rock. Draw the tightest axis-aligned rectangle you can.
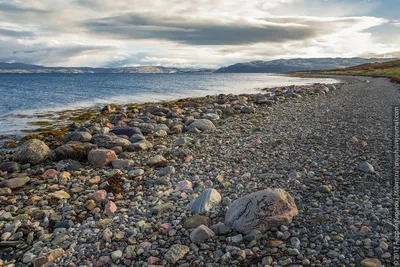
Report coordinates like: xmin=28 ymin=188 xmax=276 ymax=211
xmin=224 ymin=188 xmax=298 ymax=233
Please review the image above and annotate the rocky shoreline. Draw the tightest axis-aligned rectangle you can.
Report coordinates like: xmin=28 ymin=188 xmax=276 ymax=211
xmin=0 ymin=76 xmax=398 ymax=267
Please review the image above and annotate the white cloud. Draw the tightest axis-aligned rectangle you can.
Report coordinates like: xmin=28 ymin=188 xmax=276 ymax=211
xmin=0 ymin=0 xmax=398 ymax=67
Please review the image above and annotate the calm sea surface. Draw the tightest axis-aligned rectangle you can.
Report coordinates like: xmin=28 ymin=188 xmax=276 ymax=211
xmin=0 ymin=73 xmax=337 ymax=136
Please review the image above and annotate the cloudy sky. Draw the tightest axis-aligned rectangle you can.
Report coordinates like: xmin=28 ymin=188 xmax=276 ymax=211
xmin=0 ymin=0 xmax=399 ymax=68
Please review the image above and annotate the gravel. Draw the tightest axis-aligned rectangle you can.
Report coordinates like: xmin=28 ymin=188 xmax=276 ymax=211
xmin=0 ymin=76 xmax=398 ymax=266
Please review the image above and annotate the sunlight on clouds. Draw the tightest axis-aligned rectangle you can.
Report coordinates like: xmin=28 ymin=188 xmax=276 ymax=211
xmin=0 ymin=0 xmax=398 ymax=67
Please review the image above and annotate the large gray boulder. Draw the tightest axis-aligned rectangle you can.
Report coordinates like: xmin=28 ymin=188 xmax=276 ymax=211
xmin=91 ymin=134 xmax=131 ymax=149
xmin=188 ymin=119 xmax=216 ymax=132
xmin=54 ymin=142 xmax=97 ymax=161
xmin=13 ymin=139 xmax=50 ymax=165
xmin=225 ymin=188 xmax=298 ymax=234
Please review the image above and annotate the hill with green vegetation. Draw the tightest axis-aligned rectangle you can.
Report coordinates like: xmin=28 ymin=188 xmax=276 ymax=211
xmin=215 ymin=57 xmax=397 ymax=73
xmin=304 ymin=60 xmax=400 ymax=83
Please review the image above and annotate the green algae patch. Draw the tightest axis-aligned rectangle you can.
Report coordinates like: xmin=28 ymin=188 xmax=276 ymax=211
xmin=3 ymin=141 xmax=18 ymax=149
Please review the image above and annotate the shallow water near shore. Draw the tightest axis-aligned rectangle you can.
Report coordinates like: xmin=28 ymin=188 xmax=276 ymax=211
xmin=0 ymin=73 xmax=337 ymax=136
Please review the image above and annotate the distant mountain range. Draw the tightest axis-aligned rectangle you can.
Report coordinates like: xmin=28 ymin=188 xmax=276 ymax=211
xmin=0 ymin=62 xmax=213 ymax=74
xmin=1 ymin=57 xmax=398 ymax=74
xmin=215 ymin=58 xmax=398 ymax=73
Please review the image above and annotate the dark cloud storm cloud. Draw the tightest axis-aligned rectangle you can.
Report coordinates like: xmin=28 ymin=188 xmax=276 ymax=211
xmin=83 ymin=13 xmax=319 ymax=45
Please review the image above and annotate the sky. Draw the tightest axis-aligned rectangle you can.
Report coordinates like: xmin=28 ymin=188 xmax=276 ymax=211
xmin=0 ymin=0 xmax=399 ymax=68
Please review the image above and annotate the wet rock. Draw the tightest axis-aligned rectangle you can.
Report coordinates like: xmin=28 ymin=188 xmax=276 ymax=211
xmin=189 ymin=188 xmax=221 ymax=214
xmin=88 ymin=149 xmax=118 ymax=168
xmin=13 ymin=139 xmax=51 ymax=165
xmin=225 ymin=188 xmax=298 ymax=233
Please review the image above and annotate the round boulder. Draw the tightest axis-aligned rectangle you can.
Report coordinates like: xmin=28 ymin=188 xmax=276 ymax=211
xmin=13 ymin=139 xmax=51 ymax=165
xmin=225 ymin=188 xmax=298 ymax=233
xmin=188 ymin=119 xmax=216 ymax=132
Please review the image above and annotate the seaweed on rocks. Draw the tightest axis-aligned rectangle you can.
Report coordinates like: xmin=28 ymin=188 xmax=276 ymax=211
xmin=105 ymin=171 xmax=125 ymax=196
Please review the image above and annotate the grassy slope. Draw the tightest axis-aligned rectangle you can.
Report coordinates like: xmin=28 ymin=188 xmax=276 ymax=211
xmin=300 ymin=60 xmax=400 ymax=83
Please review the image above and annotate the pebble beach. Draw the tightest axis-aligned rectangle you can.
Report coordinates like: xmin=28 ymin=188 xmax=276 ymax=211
xmin=0 ymin=75 xmax=398 ymax=267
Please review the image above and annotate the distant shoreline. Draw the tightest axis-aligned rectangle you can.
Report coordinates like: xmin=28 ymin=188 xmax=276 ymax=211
xmin=0 ymin=73 xmax=337 ymax=142
xmin=1 ymin=76 xmax=341 ymax=149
